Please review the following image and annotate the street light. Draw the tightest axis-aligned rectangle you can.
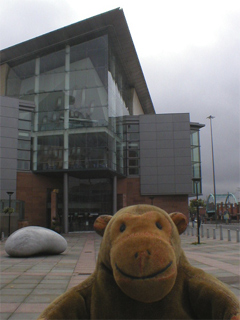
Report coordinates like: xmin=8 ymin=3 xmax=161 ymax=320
xmin=207 ymin=115 xmax=217 ymax=225
xmin=6 ymin=192 xmax=14 ymax=236
xmin=149 ymin=196 xmax=154 ymax=205
xmin=192 ymin=178 xmax=201 ymax=244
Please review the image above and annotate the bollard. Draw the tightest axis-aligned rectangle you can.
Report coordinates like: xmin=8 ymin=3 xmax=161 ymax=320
xmin=236 ymin=229 xmax=239 ymax=243
xmin=201 ymin=225 xmax=204 ymax=238
xmin=1 ymin=232 xmax=4 ymax=241
xmin=228 ymin=229 xmax=231 ymax=241
xmin=191 ymin=227 xmax=194 ymax=236
xmin=213 ymin=229 xmax=216 ymax=239
xmin=220 ymin=225 xmax=223 ymax=240
xmin=187 ymin=226 xmax=189 ymax=236
xmin=207 ymin=228 xmax=209 ymax=238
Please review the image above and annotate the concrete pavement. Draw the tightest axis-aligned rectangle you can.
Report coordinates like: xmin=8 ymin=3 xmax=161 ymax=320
xmin=0 ymin=231 xmax=239 ymax=319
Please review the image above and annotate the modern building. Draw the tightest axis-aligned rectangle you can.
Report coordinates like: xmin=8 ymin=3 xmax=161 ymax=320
xmin=0 ymin=8 xmax=204 ymax=234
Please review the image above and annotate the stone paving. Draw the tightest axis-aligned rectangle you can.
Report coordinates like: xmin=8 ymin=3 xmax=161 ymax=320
xmin=0 ymin=232 xmax=239 ymax=319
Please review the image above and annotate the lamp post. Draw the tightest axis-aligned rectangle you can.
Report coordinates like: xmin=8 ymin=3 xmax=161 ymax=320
xmin=192 ymin=178 xmax=201 ymax=244
xmin=207 ymin=115 xmax=217 ymax=225
xmin=149 ymin=196 xmax=154 ymax=205
xmin=6 ymin=192 xmax=14 ymax=236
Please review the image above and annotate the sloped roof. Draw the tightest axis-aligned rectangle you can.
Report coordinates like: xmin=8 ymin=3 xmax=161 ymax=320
xmin=0 ymin=8 xmax=155 ymax=114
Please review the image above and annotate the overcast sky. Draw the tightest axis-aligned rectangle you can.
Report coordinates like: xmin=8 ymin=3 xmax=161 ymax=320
xmin=1 ymin=0 xmax=239 ymax=201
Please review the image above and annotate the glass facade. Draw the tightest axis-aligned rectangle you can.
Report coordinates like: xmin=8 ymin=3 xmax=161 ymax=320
xmin=37 ymin=135 xmax=63 ymax=170
xmin=69 ymin=178 xmax=112 ymax=214
xmin=6 ymin=35 xmax=130 ymax=176
xmin=7 ymin=59 xmax=35 ymax=101
xmin=190 ymin=129 xmax=202 ymax=193
xmin=69 ymin=132 xmax=111 ymax=170
xmin=46 ymin=177 xmax=113 ymax=232
xmin=2 ymin=11 xmax=206 ymax=233
xmin=123 ymin=121 xmax=140 ymax=176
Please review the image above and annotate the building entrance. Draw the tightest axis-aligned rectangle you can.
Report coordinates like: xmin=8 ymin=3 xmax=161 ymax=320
xmin=68 ymin=177 xmax=113 ymax=232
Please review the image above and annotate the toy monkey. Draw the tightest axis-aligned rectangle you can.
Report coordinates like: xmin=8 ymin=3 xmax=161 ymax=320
xmin=38 ymin=205 xmax=240 ymax=320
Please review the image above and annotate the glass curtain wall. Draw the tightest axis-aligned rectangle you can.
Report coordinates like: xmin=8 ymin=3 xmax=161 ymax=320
xmin=7 ymin=59 xmax=35 ymax=101
xmin=6 ymin=35 xmax=130 ymax=174
xmin=108 ymin=48 xmax=131 ymax=174
xmin=190 ymin=129 xmax=202 ymax=193
xmin=123 ymin=122 xmax=140 ymax=176
xmin=68 ymin=177 xmax=112 ymax=231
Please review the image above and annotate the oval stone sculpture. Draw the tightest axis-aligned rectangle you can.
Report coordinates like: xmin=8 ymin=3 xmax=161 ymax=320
xmin=5 ymin=226 xmax=67 ymax=257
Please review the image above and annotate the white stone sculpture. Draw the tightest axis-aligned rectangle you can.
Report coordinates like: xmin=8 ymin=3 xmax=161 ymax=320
xmin=5 ymin=226 xmax=67 ymax=257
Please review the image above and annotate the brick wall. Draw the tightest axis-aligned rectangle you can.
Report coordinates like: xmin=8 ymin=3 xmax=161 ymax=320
xmin=117 ymin=177 xmax=189 ymax=219
xmin=16 ymin=172 xmax=62 ymax=227
xmin=16 ymin=173 xmax=190 ymax=228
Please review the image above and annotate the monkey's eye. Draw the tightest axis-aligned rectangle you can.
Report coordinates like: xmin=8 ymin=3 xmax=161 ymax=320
xmin=156 ymin=222 xmax=162 ymax=230
xmin=120 ymin=223 xmax=126 ymax=232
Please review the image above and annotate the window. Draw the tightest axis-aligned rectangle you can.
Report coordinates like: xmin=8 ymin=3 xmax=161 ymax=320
xmin=191 ymin=129 xmax=202 ymax=193
xmin=124 ymin=122 xmax=140 ymax=176
xmin=69 ymin=133 xmax=109 ymax=169
xmin=19 ymin=120 xmax=31 ymax=130
xmin=17 ymin=110 xmax=32 ymax=171
xmin=37 ymin=135 xmax=63 ymax=170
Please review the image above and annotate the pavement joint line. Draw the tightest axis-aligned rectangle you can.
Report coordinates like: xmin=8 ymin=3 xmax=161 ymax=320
xmin=67 ymin=234 xmax=96 ymax=290
xmin=185 ymin=252 xmax=239 ymax=275
xmin=1 ymin=231 xmax=239 ymax=318
xmin=0 ymin=303 xmax=21 ymax=313
xmin=14 ymin=303 xmax=50 ymax=313
xmin=1 ymin=255 xmax=63 ymax=311
xmin=185 ymin=252 xmax=240 ymax=260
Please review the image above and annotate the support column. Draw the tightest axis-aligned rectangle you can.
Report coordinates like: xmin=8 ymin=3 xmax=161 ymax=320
xmin=33 ymin=57 xmax=40 ymax=170
xmin=113 ymin=176 xmax=117 ymax=214
xmin=63 ymin=45 xmax=70 ymax=169
xmin=63 ymin=173 xmax=69 ymax=233
xmin=51 ymin=190 xmax=57 ymax=220
xmin=63 ymin=45 xmax=70 ymax=232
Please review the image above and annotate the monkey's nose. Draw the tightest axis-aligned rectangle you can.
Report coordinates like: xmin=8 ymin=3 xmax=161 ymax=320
xmin=134 ymin=250 xmax=151 ymax=259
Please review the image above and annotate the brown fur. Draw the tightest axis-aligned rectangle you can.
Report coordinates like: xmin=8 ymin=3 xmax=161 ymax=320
xmin=38 ymin=205 xmax=240 ymax=320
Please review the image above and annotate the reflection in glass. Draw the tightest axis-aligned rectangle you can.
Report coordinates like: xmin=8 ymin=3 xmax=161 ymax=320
xmin=7 ymin=59 xmax=35 ymax=99
xmin=69 ymin=133 xmax=110 ymax=169
xmin=37 ymin=136 xmax=63 ymax=170
xmin=68 ymin=178 xmax=113 ymax=229
xmin=191 ymin=129 xmax=202 ymax=191
xmin=6 ymin=34 xmax=127 ymax=175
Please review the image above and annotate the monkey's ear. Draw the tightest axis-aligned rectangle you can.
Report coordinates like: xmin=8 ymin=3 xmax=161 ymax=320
xmin=169 ymin=212 xmax=188 ymax=235
xmin=94 ymin=215 xmax=112 ymax=236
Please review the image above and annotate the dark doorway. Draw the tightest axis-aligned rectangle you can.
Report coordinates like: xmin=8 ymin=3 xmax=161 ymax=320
xmin=68 ymin=177 xmax=113 ymax=231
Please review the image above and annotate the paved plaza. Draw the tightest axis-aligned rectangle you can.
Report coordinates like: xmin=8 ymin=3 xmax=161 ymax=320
xmin=0 ymin=231 xmax=239 ymax=319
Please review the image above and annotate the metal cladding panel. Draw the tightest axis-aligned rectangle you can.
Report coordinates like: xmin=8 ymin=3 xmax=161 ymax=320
xmin=0 ymin=96 xmax=19 ymax=199
xmin=140 ymin=148 xmax=157 ymax=158
xmin=141 ymin=184 xmax=158 ymax=195
xmin=140 ymin=114 xmax=192 ymax=196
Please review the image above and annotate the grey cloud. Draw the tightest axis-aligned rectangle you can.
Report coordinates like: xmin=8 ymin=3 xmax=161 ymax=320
xmin=141 ymin=16 xmax=240 ymax=199
xmin=0 ymin=2 xmax=239 ymax=201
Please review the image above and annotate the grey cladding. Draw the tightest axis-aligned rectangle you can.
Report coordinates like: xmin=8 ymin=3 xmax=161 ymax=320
xmin=0 ymin=96 xmax=19 ymax=199
xmin=139 ymin=113 xmax=192 ymax=195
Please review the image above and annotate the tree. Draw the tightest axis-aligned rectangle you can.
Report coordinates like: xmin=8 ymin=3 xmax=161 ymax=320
xmin=3 ymin=207 xmax=14 ymax=214
xmin=189 ymin=199 xmax=205 ymax=216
